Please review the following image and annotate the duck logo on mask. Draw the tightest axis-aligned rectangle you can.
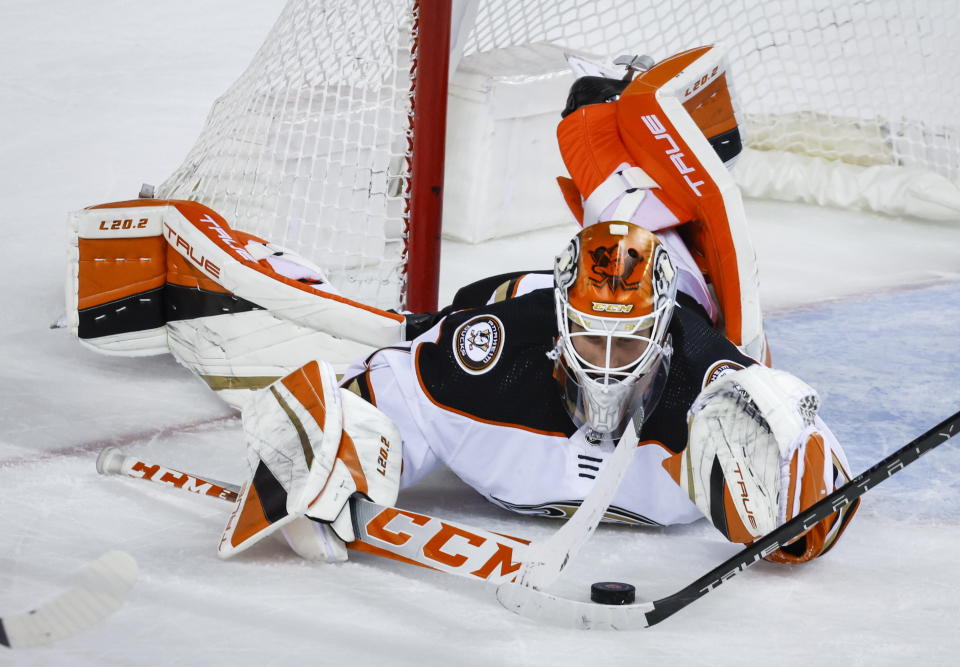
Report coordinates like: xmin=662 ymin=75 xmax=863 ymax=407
xmin=588 ymin=245 xmax=643 ymax=291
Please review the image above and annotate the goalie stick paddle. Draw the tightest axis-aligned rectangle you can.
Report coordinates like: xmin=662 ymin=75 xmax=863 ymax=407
xmin=97 ymin=418 xmax=639 ymax=592
xmin=0 ymin=550 xmax=138 ymax=649
xmin=96 ymin=436 xmax=641 ymax=589
xmin=96 ymin=448 xmax=532 ymax=585
xmin=497 ymin=408 xmax=960 ymax=629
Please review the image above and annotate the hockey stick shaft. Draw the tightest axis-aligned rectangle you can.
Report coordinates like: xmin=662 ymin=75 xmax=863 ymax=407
xmin=643 ymin=408 xmax=960 ymax=626
xmin=97 ymin=447 xmax=240 ymax=501
xmin=517 ymin=418 xmax=639 ymax=589
xmin=96 ymin=448 xmax=531 ymax=584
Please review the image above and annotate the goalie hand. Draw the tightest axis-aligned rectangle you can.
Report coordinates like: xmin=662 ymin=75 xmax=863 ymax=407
xmin=218 ymin=359 xmax=402 ymax=562
xmin=678 ymin=365 xmax=858 ymax=562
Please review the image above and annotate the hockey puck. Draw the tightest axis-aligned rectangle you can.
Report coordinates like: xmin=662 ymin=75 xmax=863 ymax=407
xmin=590 ymin=581 xmax=636 ymax=605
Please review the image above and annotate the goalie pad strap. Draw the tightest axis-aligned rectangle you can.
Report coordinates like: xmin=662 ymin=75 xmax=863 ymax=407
xmin=581 ymin=163 xmax=660 ymax=226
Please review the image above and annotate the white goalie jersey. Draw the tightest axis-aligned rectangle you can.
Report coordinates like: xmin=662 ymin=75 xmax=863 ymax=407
xmin=339 ymin=278 xmax=858 ymax=562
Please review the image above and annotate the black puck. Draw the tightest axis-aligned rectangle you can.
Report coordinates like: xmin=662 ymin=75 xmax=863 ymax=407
xmin=590 ymin=581 xmax=636 ymax=605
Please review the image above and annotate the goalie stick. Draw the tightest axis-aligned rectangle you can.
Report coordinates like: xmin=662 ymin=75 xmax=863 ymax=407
xmin=96 ymin=418 xmax=641 ymax=591
xmin=95 ymin=448 xmax=533 ymax=584
xmin=497 ymin=408 xmax=960 ymax=629
xmin=96 ymin=409 xmax=959 ymax=629
xmin=0 ymin=551 xmax=138 ymax=649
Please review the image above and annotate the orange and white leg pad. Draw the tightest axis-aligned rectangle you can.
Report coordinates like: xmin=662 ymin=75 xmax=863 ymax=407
xmin=218 ymin=359 xmax=402 ymax=562
xmin=679 ymin=365 xmax=859 ymax=562
xmin=67 ymin=199 xmax=406 ymax=407
xmin=556 ymin=45 xmax=764 ymax=361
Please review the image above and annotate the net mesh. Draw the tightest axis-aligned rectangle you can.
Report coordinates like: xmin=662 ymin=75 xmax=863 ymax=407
xmin=160 ymin=0 xmax=959 ymax=309
xmin=159 ymin=0 xmax=418 ymax=309
xmin=464 ymin=0 xmax=959 ymax=177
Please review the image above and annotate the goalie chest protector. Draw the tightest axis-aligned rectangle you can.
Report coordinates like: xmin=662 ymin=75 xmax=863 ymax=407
xmin=413 ymin=289 xmax=757 ymax=452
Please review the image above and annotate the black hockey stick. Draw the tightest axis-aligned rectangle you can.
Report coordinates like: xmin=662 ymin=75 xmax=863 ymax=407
xmin=498 ymin=408 xmax=960 ymax=629
xmin=645 ymin=408 xmax=960 ymax=624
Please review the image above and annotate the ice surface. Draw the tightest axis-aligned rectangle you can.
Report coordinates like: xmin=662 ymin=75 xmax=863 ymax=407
xmin=1 ymin=2 xmax=959 ymax=665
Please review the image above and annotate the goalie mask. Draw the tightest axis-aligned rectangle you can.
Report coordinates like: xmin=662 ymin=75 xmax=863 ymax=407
xmin=553 ymin=222 xmax=677 ymax=438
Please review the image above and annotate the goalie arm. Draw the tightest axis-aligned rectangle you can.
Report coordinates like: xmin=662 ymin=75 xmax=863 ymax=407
xmin=677 ymin=365 xmax=860 ymax=563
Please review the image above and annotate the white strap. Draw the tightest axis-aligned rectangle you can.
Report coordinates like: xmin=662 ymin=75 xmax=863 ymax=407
xmin=582 ymin=163 xmax=659 ymax=225
xmin=243 ymin=240 xmax=274 ymax=260
xmin=610 ymin=188 xmax=647 ymax=222
xmin=620 ymin=166 xmax=659 ymax=190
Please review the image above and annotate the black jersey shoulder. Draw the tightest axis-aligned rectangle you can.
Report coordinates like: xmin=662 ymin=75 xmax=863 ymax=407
xmin=403 ymin=270 xmax=551 ymax=340
xmin=639 ymin=296 xmax=758 ymax=453
xmin=415 ymin=288 xmax=577 ymax=437
xmin=450 ymin=270 xmax=551 ymax=308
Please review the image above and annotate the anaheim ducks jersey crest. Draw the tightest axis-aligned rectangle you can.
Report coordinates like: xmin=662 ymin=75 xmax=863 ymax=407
xmin=452 ymin=314 xmax=505 ymax=375
xmin=416 ymin=289 xmax=575 ymax=436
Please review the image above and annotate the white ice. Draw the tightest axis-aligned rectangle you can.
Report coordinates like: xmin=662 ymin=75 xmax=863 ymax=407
xmin=1 ymin=1 xmax=959 ymax=665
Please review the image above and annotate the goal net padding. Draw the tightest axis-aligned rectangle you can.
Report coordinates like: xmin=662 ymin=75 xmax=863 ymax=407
xmin=158 ymin=0 xmax=960 ymax=312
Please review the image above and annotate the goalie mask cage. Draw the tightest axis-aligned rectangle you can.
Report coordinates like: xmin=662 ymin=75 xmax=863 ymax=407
xmin=159 ymin=0 xmax=960 ymax=312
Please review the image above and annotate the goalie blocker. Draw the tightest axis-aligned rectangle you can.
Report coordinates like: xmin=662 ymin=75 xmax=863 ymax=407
xmin=219 ymin=358 xmax=403 ymax=562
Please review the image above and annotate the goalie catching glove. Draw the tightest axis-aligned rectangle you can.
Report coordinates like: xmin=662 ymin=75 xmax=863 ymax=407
xmin=218 ymin=359 xmax=402 ymax=562
xmin=678 ymin=365 xmax=859 ymax=563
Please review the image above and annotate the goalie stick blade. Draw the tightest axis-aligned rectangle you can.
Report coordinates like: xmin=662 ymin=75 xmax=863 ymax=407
xmin=0 ymin=550 xmax=138 ymax=649
xmin=496 ymin=582 xmax=655 ymax=630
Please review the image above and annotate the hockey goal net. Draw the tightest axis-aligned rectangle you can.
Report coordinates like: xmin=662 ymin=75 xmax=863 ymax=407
xmin=159 ymin=0 xmax=960 ymax=312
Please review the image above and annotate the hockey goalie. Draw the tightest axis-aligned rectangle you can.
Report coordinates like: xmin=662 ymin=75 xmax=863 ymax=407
xmin=68 ymin=46 xmax=859 ymax=567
